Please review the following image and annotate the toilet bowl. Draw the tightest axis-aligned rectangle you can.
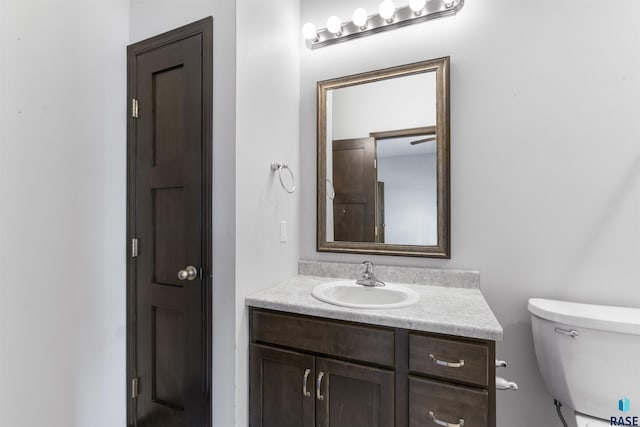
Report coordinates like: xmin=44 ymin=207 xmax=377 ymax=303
xmin=575 ymin=413 xmax=612 ymax=427
xmin=528 ymin=298 xmax=640 ymax=426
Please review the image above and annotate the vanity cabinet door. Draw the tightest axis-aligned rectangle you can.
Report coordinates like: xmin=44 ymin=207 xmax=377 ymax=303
xmin=315 ymin=357 xmax=394 ymax=427
xmin=250 ymin=344 xmax=315 ymax=427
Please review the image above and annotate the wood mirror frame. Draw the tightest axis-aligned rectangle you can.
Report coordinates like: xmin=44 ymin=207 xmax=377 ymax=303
xmin=317 ymin=57 xmax=450 ymax=258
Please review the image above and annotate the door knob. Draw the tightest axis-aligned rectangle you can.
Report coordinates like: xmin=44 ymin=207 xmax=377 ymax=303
xmin=177 ymin=266 xmax=198 ymax=281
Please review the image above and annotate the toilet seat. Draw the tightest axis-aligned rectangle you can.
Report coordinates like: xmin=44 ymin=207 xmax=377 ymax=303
xmin=575 ymin=413 xmax=611 ymax=427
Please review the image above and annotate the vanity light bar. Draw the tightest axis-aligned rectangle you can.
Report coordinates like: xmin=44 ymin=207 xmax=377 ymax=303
xmin=303 ymin=0 xmax=464 ymax=50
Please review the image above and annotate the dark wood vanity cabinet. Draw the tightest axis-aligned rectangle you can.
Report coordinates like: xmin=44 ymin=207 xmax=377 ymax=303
xmin=250 ymin=344 xmax=394 ymax=427
xmin=249 ymin=308 xmax=495 ymax=427
xmin=250 ymin=345 xmax=315 ymax=426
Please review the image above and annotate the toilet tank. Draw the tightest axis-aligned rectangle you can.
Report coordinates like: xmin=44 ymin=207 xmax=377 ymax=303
xmin=528 ymin=298 xmax=640 ymax=421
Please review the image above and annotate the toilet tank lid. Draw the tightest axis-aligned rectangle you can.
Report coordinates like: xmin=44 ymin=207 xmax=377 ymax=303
xmin=528 ymin=298 xmax=640 ymax=336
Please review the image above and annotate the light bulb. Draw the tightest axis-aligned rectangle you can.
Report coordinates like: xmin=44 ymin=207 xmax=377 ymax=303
xmin=302 ymin=22 xmax=317 ymax=40
xmin=409 ymin=0 xmax=427 ymax=14
xmin=326 ymin=16 xmax=342 ymax=35
xmin=379 ymin=0 xmax=395 ymax=21
xmin=352 ymin=8 xmax=368 ymax=29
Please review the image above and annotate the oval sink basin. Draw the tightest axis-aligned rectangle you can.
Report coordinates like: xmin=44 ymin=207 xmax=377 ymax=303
xmin=311 ymin=280 xmax=420 ymax=309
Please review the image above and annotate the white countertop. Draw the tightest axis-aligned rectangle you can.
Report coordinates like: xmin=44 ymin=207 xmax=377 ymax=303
xmin=246 ymin=275 xmax=503 ymax=341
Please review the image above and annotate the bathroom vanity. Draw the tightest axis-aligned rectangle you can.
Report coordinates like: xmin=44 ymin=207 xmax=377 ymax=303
xmin=246 ymin=262 xmax=503 ymax=427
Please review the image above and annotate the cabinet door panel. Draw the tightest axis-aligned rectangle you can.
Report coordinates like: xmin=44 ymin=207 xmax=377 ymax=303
xmin=250 ymin=344 xmax=315 ymax=427
xmin=316 ymin=357 xmax=394 ymax=427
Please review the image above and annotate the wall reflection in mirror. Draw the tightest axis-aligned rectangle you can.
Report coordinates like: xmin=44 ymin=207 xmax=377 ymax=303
xmin=318 ymin=58 xmax=450 ymax=258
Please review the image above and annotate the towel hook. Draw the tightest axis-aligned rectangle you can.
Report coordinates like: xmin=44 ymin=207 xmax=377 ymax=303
xmin=271 ymin=162 xmax=296 ymax=194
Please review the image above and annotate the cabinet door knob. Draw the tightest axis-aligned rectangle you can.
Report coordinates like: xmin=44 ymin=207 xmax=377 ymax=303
xmin=316 ymin=371 xmax=325 ymax=400
xmin=302 ymin=369 xmax=311 ymax=397
xmin=429 ymin=354 xmax=464 ymax=368
xmin=428 ymin=411 xmax=465 ymax=427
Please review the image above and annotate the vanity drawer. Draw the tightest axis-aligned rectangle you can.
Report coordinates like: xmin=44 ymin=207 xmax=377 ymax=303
xmin=410 ymin=376 xmax=488 ymax=427
xmin=409 ymin=333 xmax=488 ymax=386
xmin=251 ymin=309 xmax=395 ymax=367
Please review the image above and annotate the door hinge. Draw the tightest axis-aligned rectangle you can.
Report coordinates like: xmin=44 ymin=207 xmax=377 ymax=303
xmin=131 ymin=238 xmax=139 ymax=258
xmin=131 ymin=377 xmax=139 ymax=399
xmin=374 ymin=159 xmax=377 ymax=169
xmin=132 ymin=98 xmax=139 ymax=119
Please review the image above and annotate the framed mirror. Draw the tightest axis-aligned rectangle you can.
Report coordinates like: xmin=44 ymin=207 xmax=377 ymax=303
xmin=317 ymin=57 xmax=450 ymax=258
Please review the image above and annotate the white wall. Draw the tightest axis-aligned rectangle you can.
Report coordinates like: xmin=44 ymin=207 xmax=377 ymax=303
xmin=0 ymin=1 xmax=300 ymax=426
xmin=129 ymin=2 xmax=237 ymax=425
xmin=1 ymin=2 xmax=298 ymax=425
xmin=378 ymin=153 xmax=437 ymax=245
xmin=235 ymin=0 xmax=300 ymax=425
xmin=331 ymin=72 xmax=436 ymax=139
xmin=0 ymin=1 xmax=129 ymax=426
xmin=300 ymin=1 xmax=640 ymax=426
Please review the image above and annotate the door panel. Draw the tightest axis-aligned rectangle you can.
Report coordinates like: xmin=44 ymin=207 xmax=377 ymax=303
xmin=316 ymin=357 xmax=394 ymax=427
xmin=250 ymin=344 xmax=315 ymax=427
xmin=153 ymin=67 xmax=186 ymax=168
xmin=153 ymin=187 xmax=187 ymax=286
xmin=127 ymin=18 xmax=212 ymax=427
xmin=153 ymin=306 xmax=184 ymax=408
xmin=331 ymin=137 xmax=377 ymax=242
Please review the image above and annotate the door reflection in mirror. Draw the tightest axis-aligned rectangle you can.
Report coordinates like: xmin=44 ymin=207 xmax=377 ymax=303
xmin=325 ymin=73 xmax=436 ymax=245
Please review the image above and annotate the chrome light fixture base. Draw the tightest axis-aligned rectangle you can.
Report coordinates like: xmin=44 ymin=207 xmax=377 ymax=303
xmin=305 ymin=0 xmax=464 ymax=50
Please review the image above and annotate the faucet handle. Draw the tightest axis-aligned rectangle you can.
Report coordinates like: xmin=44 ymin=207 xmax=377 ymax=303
xmin=356 ymin=261 xmax=385 ymax=287
xmin=361 ymin=260 xmax=373 ymax=272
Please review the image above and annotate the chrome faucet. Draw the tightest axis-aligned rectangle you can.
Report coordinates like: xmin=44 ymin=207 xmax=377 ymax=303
xmin=356 ymin=261 xmax=385 ymax=287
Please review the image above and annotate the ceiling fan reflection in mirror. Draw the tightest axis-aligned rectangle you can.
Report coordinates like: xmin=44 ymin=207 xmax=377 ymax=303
xmin=409 ymin=136 xmax=436 ymax=145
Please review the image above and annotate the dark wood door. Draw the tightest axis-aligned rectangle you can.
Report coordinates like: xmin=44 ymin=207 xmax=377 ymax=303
xmin=250 ymin=344 xmax=315 ymax=427
xmin=332 ymin=137 xmax=377 ymax=242
xmin=127 ymin=18 xmax=212 ymax=427
xmin=315 ymin=357 xmax=394 ymax=427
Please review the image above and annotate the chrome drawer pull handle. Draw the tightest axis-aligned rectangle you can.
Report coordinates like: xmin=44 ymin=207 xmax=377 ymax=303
xmin=430 ymin=354 xmax=465 ymax=368
xmin=428 ymin=411 xmax=465 ymax=427
xmin=554 ymin=327 xmax=579 ymax=338
xmin=316 ymin=371 xmax=325 ymax=400
xmin=302 ymin=369 xmax=311 ymax=397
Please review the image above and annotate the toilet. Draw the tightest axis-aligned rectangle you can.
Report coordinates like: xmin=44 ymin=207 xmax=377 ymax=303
xmin=528 ymin=298 xmax=640 ymax=427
